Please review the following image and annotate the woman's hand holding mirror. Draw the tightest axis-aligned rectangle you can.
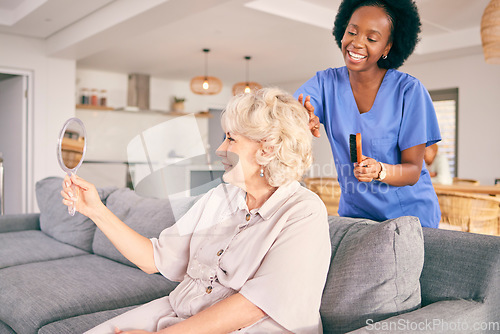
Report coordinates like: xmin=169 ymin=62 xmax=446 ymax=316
xmin=57 ymin=118 xmax=87 ymax=216
xmin=61 ymin=174 xmax=103 ymax=219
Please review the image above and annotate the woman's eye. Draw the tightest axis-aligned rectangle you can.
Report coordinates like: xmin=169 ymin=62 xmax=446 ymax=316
xmin=347 ymin=31 xmax=356 ymax=36
xmin=368 ymin=38 xmax=377 ymax=42
xmin=227 ymin=137 xmax=235 ymax=142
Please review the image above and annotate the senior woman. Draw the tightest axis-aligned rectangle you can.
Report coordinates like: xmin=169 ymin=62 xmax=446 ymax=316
xmin=61 ymin=87 xmax=331 ymax=334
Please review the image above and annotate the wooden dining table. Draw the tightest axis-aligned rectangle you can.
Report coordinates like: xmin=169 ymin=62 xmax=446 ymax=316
xmin=433 ymin=183 xmax=500 ymax=196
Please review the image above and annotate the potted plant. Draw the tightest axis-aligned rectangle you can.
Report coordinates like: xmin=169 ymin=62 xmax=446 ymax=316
xmin=172 ymin=96 xmax=185 ymax=112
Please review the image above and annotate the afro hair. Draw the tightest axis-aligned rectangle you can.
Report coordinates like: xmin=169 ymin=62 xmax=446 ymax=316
xmin=332 ymin=0 xmax=421 ymax=69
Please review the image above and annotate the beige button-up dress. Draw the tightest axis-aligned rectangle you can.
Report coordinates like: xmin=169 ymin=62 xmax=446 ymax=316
xmin=86 ymin=181 xmax=331 ymax=334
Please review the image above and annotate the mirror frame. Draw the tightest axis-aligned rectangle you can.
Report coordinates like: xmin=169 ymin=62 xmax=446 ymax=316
xmin=57 ymin=117 xmax=87 ymax=175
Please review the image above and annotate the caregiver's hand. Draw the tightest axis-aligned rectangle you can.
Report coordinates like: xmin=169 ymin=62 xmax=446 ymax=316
xmin=61 ymin=174 xmax=104 ymax=218
xmin=298 ymin=94 xmax=320 ymax=138
xmin=354 ymin=156 xmax=381 ymax=183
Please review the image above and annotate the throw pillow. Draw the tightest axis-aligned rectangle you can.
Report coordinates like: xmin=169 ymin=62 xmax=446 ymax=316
xmin=36 ymin=176 xmax=116 ymax=252
xmin=320 ymin=216 xmax=424 ymax=334
xmin=92 ymin=188 xmax=201 ymax=267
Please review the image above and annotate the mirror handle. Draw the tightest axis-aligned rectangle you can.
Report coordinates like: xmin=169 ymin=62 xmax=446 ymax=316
xmin=67 ymin=173 xmax=77 ymax=216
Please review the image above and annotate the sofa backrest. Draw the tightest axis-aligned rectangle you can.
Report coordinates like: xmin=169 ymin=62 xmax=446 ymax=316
xmin=92 ymin=188 xmax=201 ymax=267
xmin=420 ymin=227 xmax=500 ymax=306
xmin=36 ymin=177 xmax=116 ymax=252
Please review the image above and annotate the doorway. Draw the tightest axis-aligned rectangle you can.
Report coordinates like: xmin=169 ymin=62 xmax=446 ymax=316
xmin=0 ymin=69 xmax=32 ymax=214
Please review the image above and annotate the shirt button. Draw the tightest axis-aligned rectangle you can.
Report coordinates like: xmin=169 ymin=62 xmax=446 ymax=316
xmin=206 ymin=286 xmax=213 ymax=294
xmin=246 ymin=213 xmax=251 ymax=221
xmin=217 ymin=249 xmax=224 ymax=256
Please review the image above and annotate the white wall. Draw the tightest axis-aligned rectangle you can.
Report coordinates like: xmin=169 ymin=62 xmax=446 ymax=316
xmin=401 ymin=54 xmax=500 ymax=185
xmin=0 ymin=32 xmax=76 ymax=212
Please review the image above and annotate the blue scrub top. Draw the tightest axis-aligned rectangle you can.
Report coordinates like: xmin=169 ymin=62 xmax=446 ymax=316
xmin=294 ymin=67 xmax=442 ymax=227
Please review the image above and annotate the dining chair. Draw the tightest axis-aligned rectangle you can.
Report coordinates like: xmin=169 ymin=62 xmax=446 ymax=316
xmin=303 ymin=177 xmax=341 ymax=216
xmin=436 ymin=190 xmax=500 ymax=236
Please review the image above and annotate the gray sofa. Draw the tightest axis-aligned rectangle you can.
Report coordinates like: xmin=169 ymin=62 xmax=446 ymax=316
xmin=0 ymin=177 xmax=499 ymax=334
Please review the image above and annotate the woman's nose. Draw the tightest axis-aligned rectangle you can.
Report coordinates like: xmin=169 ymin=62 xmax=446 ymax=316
xmin=215 ymin=141 xmax=227 ymax=158
xmin=351 ymin=35 xmax=363 ymax=48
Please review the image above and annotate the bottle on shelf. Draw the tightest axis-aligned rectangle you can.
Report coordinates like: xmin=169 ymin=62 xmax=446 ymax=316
xmin=99 ymin=89 xmax=107 ymax=107
xmin=90 ymin=89 xmax=99 ymax=106
xmin=80 ymin=88 xmax=89 ymax=105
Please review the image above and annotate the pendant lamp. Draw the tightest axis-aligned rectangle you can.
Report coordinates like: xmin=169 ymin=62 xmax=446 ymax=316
xmin=481 ymin=0 xmax=500 ymax=64
xmin=232 ymin=56 xmax=262 ymax=95
xmin=190 ymin=49 xmax=223 ymax=95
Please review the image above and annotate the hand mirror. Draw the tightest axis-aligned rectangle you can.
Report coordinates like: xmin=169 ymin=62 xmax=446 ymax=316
xmin=57 ymin=117 xmax=87 ymax=216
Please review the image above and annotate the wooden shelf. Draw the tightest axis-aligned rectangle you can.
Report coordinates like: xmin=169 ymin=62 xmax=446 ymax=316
xmin=165 ymin=111 xmax=213 ymax=118
xmin=76 ymin=104 xmax=114 ymax=111
xmin=76 ymin=105 xmax=212 ymax=118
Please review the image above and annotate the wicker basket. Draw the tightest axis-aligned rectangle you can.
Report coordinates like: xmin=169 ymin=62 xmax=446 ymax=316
xmin=436 ymin=190 xmax=500 ymax=236
xmin=303 ymin=177 xmax=341 ymax=216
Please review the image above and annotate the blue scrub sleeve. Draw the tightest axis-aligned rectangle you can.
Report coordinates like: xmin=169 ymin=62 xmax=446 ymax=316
xmin=398 ymin=80 xmax=441 ymax=151
xmin=293 ymin=73 xmax=325 ymax=124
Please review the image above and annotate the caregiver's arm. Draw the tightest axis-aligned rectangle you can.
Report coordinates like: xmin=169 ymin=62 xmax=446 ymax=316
xmin=355 ymin=143 xmax=425 ymax=187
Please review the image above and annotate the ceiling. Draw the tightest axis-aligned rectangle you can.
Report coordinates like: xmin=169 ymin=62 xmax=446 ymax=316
xmin=0 ymin=0 xmax=491 ymax=85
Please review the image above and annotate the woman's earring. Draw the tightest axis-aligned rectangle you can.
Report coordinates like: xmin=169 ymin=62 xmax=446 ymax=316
xmin=382 ymin=54 xmax=388 ymax=59
xmin=260 ymin=167 xmax=264 ymax=177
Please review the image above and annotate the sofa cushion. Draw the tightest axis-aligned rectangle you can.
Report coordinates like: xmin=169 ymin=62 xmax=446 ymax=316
xmin=320 ymin=216 xmax=424 ymax=334
xmin=36 ymin=176 xmax=116 ymax=252
xmin=0 ymin=230 xmax=87 ymax=269
xmin=0 ymin=255 xmax=177 ymax=334
xmin=39 ymin=305 xmax=137 ymax=334
xmin=93 ymin=188 xmax=200 ymax=267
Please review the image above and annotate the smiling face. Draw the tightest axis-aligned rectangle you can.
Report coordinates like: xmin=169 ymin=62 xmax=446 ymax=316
xmin=216 ymin=132 xmax=262 ymax=189
xmin=342 ymin=5 xmax=393 ymax=72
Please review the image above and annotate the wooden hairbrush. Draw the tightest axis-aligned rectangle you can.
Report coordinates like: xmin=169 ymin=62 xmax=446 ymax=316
xmin=349 ymin=133 xmax=362 ymax=164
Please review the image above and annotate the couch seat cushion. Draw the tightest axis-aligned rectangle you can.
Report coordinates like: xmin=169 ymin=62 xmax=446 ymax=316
xmin=39 ymin=305 xmax=137 ymax=334
xmin=0 ymin=255 xmax=177 ymax=334
xmin=320 ymin=216 xmax=424 ymax=334
xmin=36 ymin=177 xmax=116 ymax=252
xmin=0 ymin=230 xmax=88 ymax=269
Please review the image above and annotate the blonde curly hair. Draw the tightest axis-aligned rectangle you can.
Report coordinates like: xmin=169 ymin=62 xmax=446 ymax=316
xmin=221 ymin=87 xmax=313 ymax=187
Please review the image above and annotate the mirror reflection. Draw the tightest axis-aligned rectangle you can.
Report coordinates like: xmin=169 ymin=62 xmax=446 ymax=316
xmin=57 ymin=118 xmax=86 ymax=173
xmin=61 ymin=127 xmax=85 ymax=169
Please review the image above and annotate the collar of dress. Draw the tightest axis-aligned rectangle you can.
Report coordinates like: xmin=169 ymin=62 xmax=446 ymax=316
xmin=229 ymin=181 xmax=301 ymax=221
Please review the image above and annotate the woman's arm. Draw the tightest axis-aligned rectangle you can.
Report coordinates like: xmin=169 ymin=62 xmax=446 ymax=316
xmin=354 ymin=143 xmax=425 ymax=187
xmin=61 ymin=174 xmax=158 ymax=274
xmin=160 ymin=293 xmax=265 ymax=334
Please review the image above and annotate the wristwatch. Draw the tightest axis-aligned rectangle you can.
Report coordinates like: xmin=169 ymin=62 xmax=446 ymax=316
xmin=375 ymin=161 xmax=387 ymax=181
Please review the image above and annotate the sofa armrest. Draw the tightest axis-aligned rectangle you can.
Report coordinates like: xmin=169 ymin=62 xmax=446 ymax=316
xmin=348 ymin=300 xmax=500 ymax=333
xmin=0 ymin=213 xmax=40 ymax=233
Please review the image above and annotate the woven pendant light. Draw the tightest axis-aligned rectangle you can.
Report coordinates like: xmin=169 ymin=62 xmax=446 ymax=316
xmin=232 ymin=56 xmax=262 ymax=95
xmin=190 ymin=49 xmax=222 ymax=95
xmin=481 ymin=0 xmax=500 ymax=64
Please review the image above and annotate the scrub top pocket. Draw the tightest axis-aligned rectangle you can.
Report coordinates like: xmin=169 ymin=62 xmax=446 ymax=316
xmin=371 ymin=138 xmax=398 ymax=162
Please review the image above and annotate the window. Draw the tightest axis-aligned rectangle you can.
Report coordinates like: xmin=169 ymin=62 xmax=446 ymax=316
xmin=429 ymin=88 xmax=458 ymax=177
